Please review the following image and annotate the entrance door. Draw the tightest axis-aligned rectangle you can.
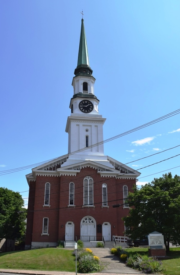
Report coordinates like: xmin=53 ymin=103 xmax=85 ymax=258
xmin=65 ymin=222 xmax=74 ymax=241
xmin=81 ymin=216 xmax=96 ymax=241
xmin=102 ymin=222 xmax=111 ymax=241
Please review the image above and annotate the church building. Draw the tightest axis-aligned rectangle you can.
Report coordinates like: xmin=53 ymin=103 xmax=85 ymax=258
xmin=25 ymin=19 xmax=140 ymax=249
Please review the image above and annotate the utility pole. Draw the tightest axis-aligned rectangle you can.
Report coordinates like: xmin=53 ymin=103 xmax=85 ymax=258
xmin=74 ymin=242 xmax=77 ymax=275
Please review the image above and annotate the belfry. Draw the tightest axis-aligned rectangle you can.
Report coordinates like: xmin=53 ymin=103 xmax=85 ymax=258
xmin=25 ymin=19 xmax=140 ymax=249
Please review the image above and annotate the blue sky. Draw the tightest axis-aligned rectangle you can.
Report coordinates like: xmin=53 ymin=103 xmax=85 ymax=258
xmin=0 ymin=0 xmax=180 ymax=207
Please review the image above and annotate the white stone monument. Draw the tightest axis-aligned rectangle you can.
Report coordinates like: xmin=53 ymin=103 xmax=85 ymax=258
xmin=148 ymin=231 xmax=166 ymax=257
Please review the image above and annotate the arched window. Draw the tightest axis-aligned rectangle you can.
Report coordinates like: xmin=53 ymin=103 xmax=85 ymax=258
xmin=102 ymin=184 xmax=108 ymax=206
xmin=69 ymin=182 xmax=75 ymax=205
xmin=83 ymin=176 xmax=94 ymax=205
xmin=42 ymin=217 xmax=49 ymax=234
xmin=83 ymin=82 xmax=88 ymax=92
xmin=44 ymin=182 xmax=50 ymax=205
xmin=123 ymin=185 xmax=129 ymax=208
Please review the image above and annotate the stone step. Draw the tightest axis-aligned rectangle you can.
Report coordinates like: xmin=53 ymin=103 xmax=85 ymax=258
xmin=64 ymin=241 xmax=76 ymax=248
xmin=104 ymin=241 xmax=115 ymax=248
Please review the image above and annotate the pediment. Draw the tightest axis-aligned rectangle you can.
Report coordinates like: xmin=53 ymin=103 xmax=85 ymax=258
xmin=107 ymin=156 xmax=140 ymax=176
xmin=26 ymin=154 xmax=140 ymax=184
xmin=58 ymin=160 xmax=115 ymax=173
xmin=33 ymin=154 xmax=68 ymax=172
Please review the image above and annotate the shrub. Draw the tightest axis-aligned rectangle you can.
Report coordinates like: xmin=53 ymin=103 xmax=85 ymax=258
xmin=77 ymin=240 xmax=84 ymax=249
xmin=126 ymin=254 xmax=163 ymax=274
xmin=120 ymin=254 xmax=128 ymax=262
xmin=139 ymin=258 xmax=163 ymax=273
xmin=93 ymin=255 xmax=100 ymax=261
xmin=126 ymin=256 xmax=134 ymax=267
xmin=78 ymin=254 xmax=100 ymax=273
xmin=85 ymin=248 xmax=93 ymax=253
xmin=111 ymin=248 xmax=118 ymax=255
xmin=57 ymin=240 xmax=64 ymax=248
xmin=96 ymin=242 xmax=104 ymax=248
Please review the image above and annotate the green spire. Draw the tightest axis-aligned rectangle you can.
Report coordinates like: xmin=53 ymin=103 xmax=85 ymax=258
xmin=74 ymin=19 xmax=93 ymax=76
xmin=77 ymin=19 xmax=89 ymax=66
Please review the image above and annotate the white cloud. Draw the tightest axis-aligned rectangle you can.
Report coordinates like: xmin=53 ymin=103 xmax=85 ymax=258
xmin=126 ymin=149 xmax=135 ymax=153
xmin=153 ymin=148 xmax=160 ymax=151
xmin=0 ymin=164 xmax=6 ymax=167
xmin=137 ymin=181 xmax=148 ymax=186
xmin=132 ymin=164 xmax=140 ymax=167
xmin=132 ymin=137 xmax=154 ymax=146
xmin=169 ymin=128 xmax=180 ymax=134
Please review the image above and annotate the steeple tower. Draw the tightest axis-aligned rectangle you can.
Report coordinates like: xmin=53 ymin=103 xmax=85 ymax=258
xmin=64 ymin=18 xmax=107 ymax=165
xmin=74 ymin=19 xmax=93 ymax=76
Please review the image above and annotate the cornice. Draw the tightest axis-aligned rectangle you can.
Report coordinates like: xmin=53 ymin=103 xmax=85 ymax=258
xmin=58 ymin=170 xmax=79 ymax=176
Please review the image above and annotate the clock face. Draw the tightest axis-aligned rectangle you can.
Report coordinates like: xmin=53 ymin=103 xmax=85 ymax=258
xmin=79 ymin=100 xmax=94 ymax=113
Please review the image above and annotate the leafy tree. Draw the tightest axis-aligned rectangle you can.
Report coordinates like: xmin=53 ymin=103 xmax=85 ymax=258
xmin=123 ymin=173 xmax=180 ymax=252
xmin=0 ymin=188 xmax=27 ymax=240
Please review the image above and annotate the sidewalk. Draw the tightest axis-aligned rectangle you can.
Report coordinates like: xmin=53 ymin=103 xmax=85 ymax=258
xmin=0 ymin=269 xmax=144 ymax=275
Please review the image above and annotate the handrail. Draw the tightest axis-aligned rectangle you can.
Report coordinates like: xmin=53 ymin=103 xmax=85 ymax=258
xmin=103 ymin=236 xmax=105 ymax=246
xmin=113 ymin=235 xmax=129 ymax=243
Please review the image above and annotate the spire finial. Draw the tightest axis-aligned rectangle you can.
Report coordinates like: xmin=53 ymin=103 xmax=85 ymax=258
xmin=81 ymin=10 xmax=84 ymax=19
xmin=74 ymin=17 xmax=93 ymax=76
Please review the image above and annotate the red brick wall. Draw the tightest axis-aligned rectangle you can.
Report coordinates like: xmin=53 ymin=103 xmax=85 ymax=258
xmin=26 ymin=168 xmax=136 ymax=244
xmin=31 ymin=176 xmax=60 ymax=243
xmin=149 ymin=248 xmax=166 ymax=257
xmin=25 ymin=181 xmax=35 ymax=245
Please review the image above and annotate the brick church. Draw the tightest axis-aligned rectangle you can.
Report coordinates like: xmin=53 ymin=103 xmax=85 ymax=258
xmin=25 ymin=19 xmax=140 ymax=249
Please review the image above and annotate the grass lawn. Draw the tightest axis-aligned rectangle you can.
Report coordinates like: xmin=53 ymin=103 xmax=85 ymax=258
xmin=0 ymin=248 xmax=75 ymax=272
xmin=125 ymin=247 xmax=180 ymax=275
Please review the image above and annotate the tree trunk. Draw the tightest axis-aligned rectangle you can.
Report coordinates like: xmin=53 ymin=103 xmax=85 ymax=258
xmin=165 ymin=240 xmax=169 ymax=253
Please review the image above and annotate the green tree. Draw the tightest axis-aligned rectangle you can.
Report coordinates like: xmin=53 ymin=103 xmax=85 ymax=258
xmin=0 ymin=188 xmax=27 ymax=240
xmin=123 ymin=173 xmax=180 ymax=252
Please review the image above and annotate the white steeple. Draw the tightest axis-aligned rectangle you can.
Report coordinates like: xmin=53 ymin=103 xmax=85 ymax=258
xmin=62 ymin=19 xmax=110 ymax=167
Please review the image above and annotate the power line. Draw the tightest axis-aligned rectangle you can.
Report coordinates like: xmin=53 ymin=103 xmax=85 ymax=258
xmin=139 ymin=164 xmax=180 ymax=179
xmin=125 ymin=144 xmax=180 ymax=164
xmin=137 ymin=153 xmax=180 ymax=170
xmin=1 ymin=108 xmax=180 ymax=176
xmin=22 ymin=153 xmax=180 ymax=206
xmin=18 ymin=160 xmax=180 ymax=196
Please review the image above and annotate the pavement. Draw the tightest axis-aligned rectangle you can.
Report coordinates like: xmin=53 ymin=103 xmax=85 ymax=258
xmin=91 ymin=248 xmax=144 ymax=274
xmin=0 ymin=247 xmax=157 ymax=275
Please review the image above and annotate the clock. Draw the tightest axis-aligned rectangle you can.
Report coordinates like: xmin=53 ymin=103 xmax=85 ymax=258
xmin=79 ymin=100 xmax=94 ymax=113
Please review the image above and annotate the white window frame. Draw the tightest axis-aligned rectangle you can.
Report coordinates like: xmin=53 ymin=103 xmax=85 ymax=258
xmin=83 ymin=176 xmax=94 ymax=206
xmin=44 ymin=182 xmax=50 ymax=206
xmin=123 ymin=185 xmax=129 ymax=208
xmin=102 ymin=183 xmax=108 ymax=207
xmin=69 ymin=182 xmax=75 ymax=206
xmin=42 ymin=217 xmax=49 ymax=235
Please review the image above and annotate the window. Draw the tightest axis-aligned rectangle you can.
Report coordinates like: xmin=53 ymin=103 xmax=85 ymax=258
xmin=83 ymin=176 xmax=94 ymax=205
xmin=71 ymin=104 xmax=73 ymax=113
xmin=42 ymin=217 xmax=49 ymax=234
xmin=86 ymin=136 xmax=89 ymax=147
xmin=69 ymin=182 xmax=75 ymax=205
xmin=123 ymin=185 xmax=129 ymax=208
xmin=83 ymin=82 xmax=88 ymax=92
xmin=44 ymin=182 xmax=50 ymax=205
xmin=102 ymin=184 xmax=108 ymax=206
